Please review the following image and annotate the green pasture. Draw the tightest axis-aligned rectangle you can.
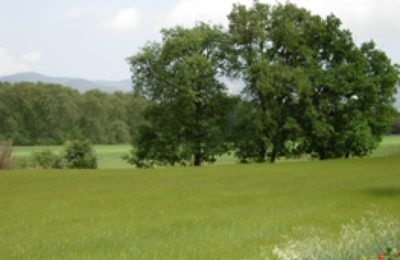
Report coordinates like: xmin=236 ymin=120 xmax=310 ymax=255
xmin=11 ymin=135 xmax=400 ymax=169
xmin=372 ymin=135 xmax=400 ymax=157
xmin=1 ymin=153 xmax=400 ymax=259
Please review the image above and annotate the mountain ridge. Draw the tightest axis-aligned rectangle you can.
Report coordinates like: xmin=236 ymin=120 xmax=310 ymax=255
xmin=1 ymin=72 xmax=399 ymax=109
xmin=0 ymin=72 xmax=132 ymax=93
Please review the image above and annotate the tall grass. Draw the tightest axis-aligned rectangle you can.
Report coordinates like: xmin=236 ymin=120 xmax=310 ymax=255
xmin=265 ymin=213 xmax=400 ymax=260
xmin=1 ymin=155 xmax=400 ymax=259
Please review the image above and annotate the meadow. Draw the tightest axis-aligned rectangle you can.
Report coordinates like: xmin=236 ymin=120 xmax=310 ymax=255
xmin=11 ymin=135 xmax=400 ymax=169
xmin=1 ymin=136 xmax=400 ymax=259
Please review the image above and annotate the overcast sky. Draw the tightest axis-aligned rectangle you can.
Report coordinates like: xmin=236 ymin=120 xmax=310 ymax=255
xmin=1 ymin=0 xmax=400 ymax=80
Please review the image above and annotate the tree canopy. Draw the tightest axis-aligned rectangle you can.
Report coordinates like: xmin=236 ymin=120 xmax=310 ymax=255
xmin=127 ymin=23 xmax=234 ymax=167
xmin=225 ymin=1 xmax=399 ymax=161
xmin=126 ymin=1 xmax=398 ymax=166
xmin=0 ymin=82 xmax=145 ymax=145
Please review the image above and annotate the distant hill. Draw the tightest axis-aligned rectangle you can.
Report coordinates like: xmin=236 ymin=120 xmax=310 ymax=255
xmin=1 ymin=72 xmax=399 ymax=109
xmin=0 ymin=72 xmax=131 ymax=93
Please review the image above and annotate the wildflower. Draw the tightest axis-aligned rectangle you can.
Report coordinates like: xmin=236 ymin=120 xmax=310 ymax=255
xmin=268 ymin=215 xmax=400 ymax=260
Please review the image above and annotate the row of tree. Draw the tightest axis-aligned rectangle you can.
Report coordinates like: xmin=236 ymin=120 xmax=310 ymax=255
xmin=0 ymin=82 xmax=147 ymax=145
xmin=126 ymin=1 xmax=399 ymax=167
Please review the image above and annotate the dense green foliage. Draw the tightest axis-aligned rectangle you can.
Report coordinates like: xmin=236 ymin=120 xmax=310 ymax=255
xmin=127 ymin=24 xmax=235 ymax=166
xmin=31 ymin=149 xmax=61 ymax=169
xmin=126 ymin=2 xmax=398 ymax=166
xmin=0 ymin=82 xmax=145 ymax=145
xmin=62 ymin=140 xmax=97 ymax=169
xmin=225 ymin=2 xmax=399 ymax=162
xmin=1 ymin=155 xmax=400 ymax=259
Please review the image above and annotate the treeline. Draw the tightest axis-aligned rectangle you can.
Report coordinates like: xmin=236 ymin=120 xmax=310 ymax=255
xmin=1 ymin=2 xmax=399 ymax=168
xmin=0 ymin=82 xmax=146 ymax=145
xmin=125 ymin=1 xmax=399 ymax=167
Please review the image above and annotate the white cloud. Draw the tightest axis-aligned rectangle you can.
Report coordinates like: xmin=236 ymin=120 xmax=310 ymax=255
xmin=158 ymin=0 xmax=253 ymax=29
xmin=65 ymin=7 xmax=87 ymax=18
xmin=0 ymin=48 xmax=42 ymax=76
xmin=105 ymin=7 xmax=140 ymax=32
xmin=20 ymin=51 xmax=42 ymax=63
xmin=160 ymin=0 xmax=400 ymax=46
xmin=286 ymin=0 xmax=400 ymax=45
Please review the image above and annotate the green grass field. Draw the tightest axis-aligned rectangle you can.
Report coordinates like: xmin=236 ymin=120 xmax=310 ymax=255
xmin=372 ymin=135 xmax=400 ymax=157
xmin=2 ymin=140 xmax=400 ymax=259
xmin=11 ymin=135 xmax=400 ymax=169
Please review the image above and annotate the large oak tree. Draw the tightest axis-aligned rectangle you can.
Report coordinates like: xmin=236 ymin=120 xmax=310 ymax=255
xmin=127 ymin=23 xmax=233 ymax=167
xmin=226 ymin=1 xmax=399 ymax=162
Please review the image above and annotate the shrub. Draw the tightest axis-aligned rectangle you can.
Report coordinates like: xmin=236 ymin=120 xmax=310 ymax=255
xmin=31 ymin=150 xmax=60 ymax=169
xmin=52 ymin=156 xmax=68 ymax=169
xmin=0 ymin=140 xmax=13 ymax=170
xmin=63 ymin=140 xmax=97 ymax=169
xmin=10 ymin=156 xmax=34 ymax=169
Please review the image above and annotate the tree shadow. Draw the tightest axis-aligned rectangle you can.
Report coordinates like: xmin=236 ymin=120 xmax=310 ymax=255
xmin=366 ymin=187 xmax=400 ymax=198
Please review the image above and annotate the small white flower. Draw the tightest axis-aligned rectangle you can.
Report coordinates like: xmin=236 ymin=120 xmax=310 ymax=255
xmin=350 ymin=94 xmax=359 ymax=100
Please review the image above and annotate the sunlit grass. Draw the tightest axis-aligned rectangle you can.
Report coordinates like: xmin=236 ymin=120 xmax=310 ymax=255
xmin=373 ymin=135 xmax=400 ymax=157
xmin=11 ymin=135 xmax=400 ymax=169
xmin=1 ymin=155 xmax=400 ymax=259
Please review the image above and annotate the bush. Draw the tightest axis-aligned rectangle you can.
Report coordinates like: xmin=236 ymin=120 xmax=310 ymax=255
xmin=0 ymin=140 xmax=13 ymax=170
xmin=10 ymin=156 xmax=34 ymax=169
xmin=9 ymin=141 xmax=96 ymax=170
xmin=63 ymin=140 xmax=97 ymax=169
xmin=52 ymin=156 xmax=68 ymax=169
xmin=31 ymin=150 xmax=60 ymax=169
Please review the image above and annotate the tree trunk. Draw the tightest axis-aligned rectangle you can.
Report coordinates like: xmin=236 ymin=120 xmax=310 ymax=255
xmin=270 ymin=147 xmax=277 ymax=163
xmin=319 ymin=150 xmax=326 ymax=160
xmin=257 ymin=141 xmax=266 ymax=162
xmin=194 ymin=150 xmax=202 ymax=166
xmin=193 ymin=100 xmax=204 ymax=167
